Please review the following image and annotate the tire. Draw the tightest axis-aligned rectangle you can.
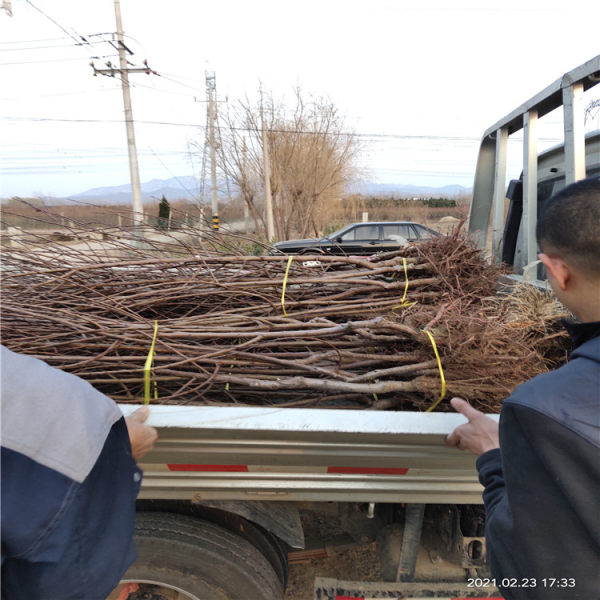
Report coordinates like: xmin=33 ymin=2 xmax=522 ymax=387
xmin=298 ymin=248 xmax=325 ymax=255
xmin=120 ymin=512 xmax=284 ymax=600
xmin=232 ymin=519 xmax=289 ymax=589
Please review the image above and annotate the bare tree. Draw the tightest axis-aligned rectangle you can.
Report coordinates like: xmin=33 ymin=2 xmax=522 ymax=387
xmin=217 ymin=88 xmax=361 ymax=240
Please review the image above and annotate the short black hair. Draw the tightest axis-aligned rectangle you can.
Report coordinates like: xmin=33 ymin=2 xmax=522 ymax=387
xmin=536 ymin=176 xmax=600 ymax=276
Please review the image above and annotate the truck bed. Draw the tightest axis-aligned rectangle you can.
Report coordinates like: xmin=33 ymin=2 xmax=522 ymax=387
xmin=120 ymin=404 xmax=498 ymax=504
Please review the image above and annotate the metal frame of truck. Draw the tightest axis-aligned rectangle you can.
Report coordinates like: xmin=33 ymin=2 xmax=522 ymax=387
xmin=119 ymin=405 xmax=499 ymax=599
xmin=468 ymin=54 xmax=600 ymax=281
xmin=114 ymin=56 xmax=600 ymax=600
xmin=124 ymin=405 xmax=490 ymax=506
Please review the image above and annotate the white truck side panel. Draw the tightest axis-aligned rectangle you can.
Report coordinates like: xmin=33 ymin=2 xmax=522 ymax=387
xmin=120 ymin=405 xmax=499 ymax=504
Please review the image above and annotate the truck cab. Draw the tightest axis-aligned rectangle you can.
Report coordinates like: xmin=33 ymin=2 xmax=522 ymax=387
xmin=502 ymin=131 xmax=600 ymax=277
xmin=468 ymin=55 xmax=600 ymax=283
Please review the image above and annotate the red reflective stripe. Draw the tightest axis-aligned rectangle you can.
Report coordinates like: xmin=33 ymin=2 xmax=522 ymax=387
xmin=333 ymin=596 xmax=503 ymax=600
xmin=167 ymin=464 xmax=248 ymax=472
xmin=327 ymin=466 xmax=409 ymax=475
xmin=165 ymin=465 xmax=409 ymax=474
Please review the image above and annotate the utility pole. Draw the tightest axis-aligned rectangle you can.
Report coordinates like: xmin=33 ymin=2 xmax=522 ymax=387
xmin=260 ymin=94 xmax=275 ymax=241
xmin=195 ymin=72 xmax=230 ymax=232
xmin=242 ymin=138 xmax=250 ymax=234
xmin=206 ymin=72 xmax=219 ymax=230
xmin=92 ymin=0 xmax=156 ymax=229
xmin=113 ymin=0 xmax=142 ymax=228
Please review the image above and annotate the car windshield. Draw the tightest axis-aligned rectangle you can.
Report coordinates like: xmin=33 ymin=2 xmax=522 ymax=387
xmin=414 ymin=225 xmax=437 ymax=239
xmin=327 ymin=225 xmax=355 ymax=240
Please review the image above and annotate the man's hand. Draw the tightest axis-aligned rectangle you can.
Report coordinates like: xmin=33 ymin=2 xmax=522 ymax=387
xmin=445 ymin=397 xmax=499 ymax=456
xmin=125 ymin=406 xmax=158 ymax=460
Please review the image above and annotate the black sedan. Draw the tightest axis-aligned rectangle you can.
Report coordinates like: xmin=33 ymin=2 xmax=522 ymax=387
xmin=270 ymin=221 xmax=441 ymax=256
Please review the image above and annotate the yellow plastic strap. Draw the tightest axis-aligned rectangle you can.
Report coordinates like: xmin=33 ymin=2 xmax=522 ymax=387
xmin=144 ymin=320 xmax=159 ymax=405
xmin=281 ymin=255 xmax=293 ymax=317
xmin=424 ymin=329 xmax=446 ymax=412
xmin=225 ymin=339 xmax=241 ymax=391
xmin=392 ymin=257 xmax=416 ymax=310
xmin=400 ymin=257 xmax=410 ymax=304
xmin=225 ymin=361 xmax=234 ymax=391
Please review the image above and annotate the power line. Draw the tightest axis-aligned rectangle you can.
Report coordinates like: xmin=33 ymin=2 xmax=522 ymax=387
xmin=154 ymin=72 xmax=204 ymax=93
xmin=0 ymin=55 xmax=117 ymax=66
xmin=145 ymin=144 xmax=199 ymax=199
xmin=21 ymin=0 xmax=89 ymax=48
xmin=110 ymin=73 xmax=201 ymax=98
xmin=1 ymin=114 xmax=567 ymax=150
xmin=0 ymin=42 xmax=89 ymax=51
xmin=3 ymin=148 xmax=188 ymax=159
xmin=0 ymin=36 xmax=73 ymax=45
xmin=102 ymin=69 xmax=203 ymax=96
xmin=385 ymin=5 xmax=565 ymax=12
xmin=155 ymin=70 xmax=205 ymax=86
xmin=1 ymin=87 xmax=118 ymax=100
xmin=18 ymin=0 xmax=117 ymax=68
xmin=0 ymin=116 xmax=561 ymax=148
xmin=0 ymin=115 xmax=472 ymax=138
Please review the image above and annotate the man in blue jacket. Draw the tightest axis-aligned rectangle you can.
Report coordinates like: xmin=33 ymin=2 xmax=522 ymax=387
xmin=446 ymin=176 xmax=600 ymax=599
xmin=1 ymin=347 xmax=158 ymax=599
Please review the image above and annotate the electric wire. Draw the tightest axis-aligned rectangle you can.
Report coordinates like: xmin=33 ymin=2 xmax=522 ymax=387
xmin=0 ymin=55 xmax=117 ymax=66
xmin=0 ymin=36 xmax=74 ymax=45
xmin=0 ymin=115 xmax=564 ymax=146
xmin=0 ymin=115 xmax=478 ymax=139
xmin=0 ymin=42 xmax=91 ymax=52
xmin=145 ymin=144 xmax=200 ymax=200
xmin=18 ymin=0 xmax=122 ymax=72
xmin=21 ymin=0 xmax=86 ymax=46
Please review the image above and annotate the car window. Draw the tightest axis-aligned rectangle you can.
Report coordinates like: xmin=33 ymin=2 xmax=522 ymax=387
xmin=382 ymin=224 xmax=415 ymax=240
xmin=340 ymin=225 xmax=379 ymax=241
xmin=538 ymin=179 xmax=559 ymax=204
xmin=413 ymin=225 xmax=436 ymax=239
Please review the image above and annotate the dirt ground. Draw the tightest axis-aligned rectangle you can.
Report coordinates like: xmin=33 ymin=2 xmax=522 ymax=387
xmin=282 ymin=507 xmax=383 ymax=600
xmin=284 ymin=542 xmax=381 ymax=600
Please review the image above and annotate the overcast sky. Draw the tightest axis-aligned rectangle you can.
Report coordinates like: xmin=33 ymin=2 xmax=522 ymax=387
xmin=1 ymin=0 xmax=599 ymax=199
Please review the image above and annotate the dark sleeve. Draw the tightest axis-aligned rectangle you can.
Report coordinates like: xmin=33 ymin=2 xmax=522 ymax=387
xmin=476 ymin=448 xmax=504 ymax=515
xmin=480 ymin=403 xmax=600 ymax=600
xmin=1 ymin=418 xmax=142 ymax=600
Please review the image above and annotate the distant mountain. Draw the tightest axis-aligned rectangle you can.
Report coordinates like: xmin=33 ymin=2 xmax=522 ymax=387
xmin=68 ymin=176 xmax=204 ymax=204
xmin=351 ymin=182 xmax=471 ymax=197
xmin=20 ymin=177 xmax=471 ymax=205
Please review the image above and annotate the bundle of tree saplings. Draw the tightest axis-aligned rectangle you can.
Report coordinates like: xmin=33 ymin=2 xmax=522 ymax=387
xmin=0 ymin=227 xmax=569 ymax=412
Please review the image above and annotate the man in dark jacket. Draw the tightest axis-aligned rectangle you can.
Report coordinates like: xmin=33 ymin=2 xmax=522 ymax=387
xmin=446 ymin=176 xmax=600 ymax=599
xmin=1 ymin=346 xmax=158 ymax=599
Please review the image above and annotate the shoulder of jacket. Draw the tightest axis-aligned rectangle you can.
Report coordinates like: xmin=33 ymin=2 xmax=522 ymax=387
xmin=1 ymin=345 xmax=124 ymax=482
xmin=570 ymin=335 xmax=600 ymax=362
xmin=504 ymin=354 xmax=599 ymax=447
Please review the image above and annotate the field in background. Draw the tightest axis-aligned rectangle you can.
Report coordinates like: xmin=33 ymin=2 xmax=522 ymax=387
xmin=1 ymin=193 xmax=470 ymax=241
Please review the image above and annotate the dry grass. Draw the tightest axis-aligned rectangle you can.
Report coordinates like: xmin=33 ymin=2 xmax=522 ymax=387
xmin=1 ymin=194 xmax=469 ymax=238
xmin=490 ymin=284 xmax=572 ymax=369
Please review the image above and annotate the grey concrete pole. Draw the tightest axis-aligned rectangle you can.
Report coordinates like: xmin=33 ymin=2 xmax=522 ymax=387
xmin=114 ymin=0 xmax=144 ymax=230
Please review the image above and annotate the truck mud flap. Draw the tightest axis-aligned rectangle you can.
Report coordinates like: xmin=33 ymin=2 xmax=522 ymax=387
xmin=314 ymin=577 xmax=502 ymax=599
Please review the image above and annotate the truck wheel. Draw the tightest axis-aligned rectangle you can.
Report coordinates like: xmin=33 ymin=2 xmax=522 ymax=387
xmin=298 ymin=247 xmax=325 ymax=255
xmin=235 ymin=520 xmax=289 ymax=589
xmin=118 ymin=512 xmax=284 ymax=600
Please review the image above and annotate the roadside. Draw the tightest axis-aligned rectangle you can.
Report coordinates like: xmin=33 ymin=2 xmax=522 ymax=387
xmin=285 ymin=543 xmax=381 ymax=600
